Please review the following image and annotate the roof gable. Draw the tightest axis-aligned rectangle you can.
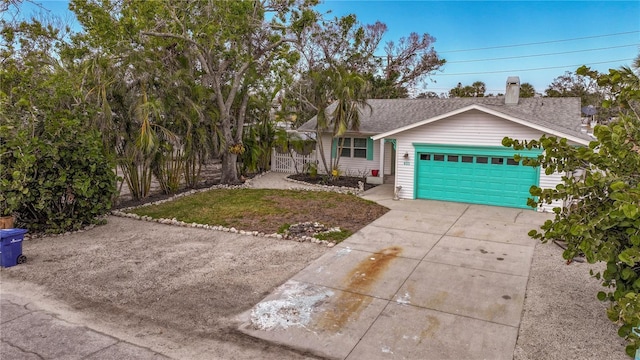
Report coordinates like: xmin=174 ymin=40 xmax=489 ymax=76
xmin=297 ymin=97 xmax=591 ymax=143
xmin=371 ymin=104 xmax=591 ymax=145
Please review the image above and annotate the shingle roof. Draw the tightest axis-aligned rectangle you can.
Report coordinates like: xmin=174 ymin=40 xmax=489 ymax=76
xmin=297 ymin=97 xmax=591 ymax=141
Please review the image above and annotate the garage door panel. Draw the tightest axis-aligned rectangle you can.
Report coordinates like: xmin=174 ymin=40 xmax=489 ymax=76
xmin=502 ymin=184 xmax=519 ymax=192
xmin=416 ymin=147 xmax=539 ymax=209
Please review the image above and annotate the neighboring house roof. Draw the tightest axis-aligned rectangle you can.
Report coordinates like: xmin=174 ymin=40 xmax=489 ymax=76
xmin=297 ymin=97 xmax=591 ymax=144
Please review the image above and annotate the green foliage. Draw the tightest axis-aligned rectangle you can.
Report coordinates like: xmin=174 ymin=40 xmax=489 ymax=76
xmin=367 ymin=73 xmax=409 ymax=99
xmin=304 ymin=162 xmax=318 ymax=179
xmin=1 ymin=119 xmax=116 ymax=233
xmin=70 ymin=0 xmax=316 ymax=185
xmin=519 ymin=82 xmax=536 ymax=98
xmin=286 ymin=14 xmax=443 ymax=174
xmin=242 ymin=122 xmax=274 ymax=174
xmin=0 ymin=128 xmax=36 ymax=216
xmin=1 ymin=16 xmax=116 ymax=233
xmin=314 ymin=229 xmax=352 ymax=243
xmin=449 ymin=81 xmax=486 ymax=98
xmin=545 ymin=70 xmax=603 ymax=106
xmin=152 ymin=143 xmax=185 ymax=195
xmin=503 ymin=57 xmax=640 ymax=356
xmin=547 ymin=68 xmax=612 ymax=122
xmin=277 ymin=223 xmax=291 ymax=234
xmin=322 ymin=67 xmax=371 ymax=175
xmin=241 ymin=89 xmax=285 ymax=175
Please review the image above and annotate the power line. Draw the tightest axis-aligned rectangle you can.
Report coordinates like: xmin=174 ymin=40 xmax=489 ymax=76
xmin=446 ymin=44 xmax=640 ymax=64
xmin=425 ymin=88 xmax=505 ymax=92
xmin=431 ymin=58 xmax=635 ymax=76
xmin=439 ymin=31 xmax=640 ymax=53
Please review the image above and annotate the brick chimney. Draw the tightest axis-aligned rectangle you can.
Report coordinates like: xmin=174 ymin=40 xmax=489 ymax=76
xmin=505 ymin=76 xmax=520 ymax=105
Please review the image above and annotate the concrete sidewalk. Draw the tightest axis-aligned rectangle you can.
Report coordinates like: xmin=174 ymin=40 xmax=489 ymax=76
xmin=1 ymin=293 xmax=170 ymax=360
xmin=249 ymin=172 xmax=320 ymax=190
xmin=238 ymin=184 xmax=551 ymax=359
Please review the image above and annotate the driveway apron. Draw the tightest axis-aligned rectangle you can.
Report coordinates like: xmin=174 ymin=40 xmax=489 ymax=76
xmin=237 ymin=184 xmax=545 ymax=359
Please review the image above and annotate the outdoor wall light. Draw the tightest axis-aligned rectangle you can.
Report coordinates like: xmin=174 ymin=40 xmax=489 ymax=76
xmin=403 ymin=152 xmax=409 ymax=159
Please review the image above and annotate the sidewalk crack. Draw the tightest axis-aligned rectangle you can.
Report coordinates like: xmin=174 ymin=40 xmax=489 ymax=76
xmin=1 ymin=339 xmax=45 ymax=360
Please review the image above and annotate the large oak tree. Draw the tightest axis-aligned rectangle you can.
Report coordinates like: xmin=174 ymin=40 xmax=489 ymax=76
xmin=71 ymin=0 xmax=316 ymax=184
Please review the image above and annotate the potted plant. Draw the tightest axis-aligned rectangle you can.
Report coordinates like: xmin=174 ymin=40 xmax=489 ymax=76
xmin=0 ymin=214 xmax=15 ymax=229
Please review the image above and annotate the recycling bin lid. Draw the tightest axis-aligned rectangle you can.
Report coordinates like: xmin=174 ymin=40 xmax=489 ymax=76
xmin=0 ymin=228 xmax=28 ymax=238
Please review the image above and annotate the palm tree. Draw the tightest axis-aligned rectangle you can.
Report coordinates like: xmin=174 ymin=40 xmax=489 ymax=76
xmin=471 ymin=81 xmax=486 ymax=97
xmin=607 ymin=53 xmax=640 ymax=110
xmin=449 ymin=81 xmax=486 ymax=97
xmin=520 ymin=83 xmax=536 ymax=98
xmin=301 ymin=68 xmax=333 ymax=175
xmin=327 ymin=67 xmax=371 ymax=177
xmin=330 ymin=68 xmax=369 ymax=137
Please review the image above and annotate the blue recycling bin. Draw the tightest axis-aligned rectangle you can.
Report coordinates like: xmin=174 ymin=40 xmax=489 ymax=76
xmin=0 ymin=228 xmax=28 ymax=268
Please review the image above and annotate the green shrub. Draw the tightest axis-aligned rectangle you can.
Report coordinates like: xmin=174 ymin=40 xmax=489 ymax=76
xmin=503 ymin=113 xmax=640 ymax=357
xmin=1 ymin=118 xmax=116 ymax=233
xmin=504 ymin=62 xmax=640 ymax=357
xmin=0 ymin=128 xmax=35 ymax=217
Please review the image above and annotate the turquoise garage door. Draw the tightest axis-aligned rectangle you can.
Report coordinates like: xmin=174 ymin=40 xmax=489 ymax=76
xmin=415 ymin=145 xmax=541 ymax=209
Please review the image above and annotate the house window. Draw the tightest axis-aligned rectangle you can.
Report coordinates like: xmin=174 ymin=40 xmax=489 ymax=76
xmin=339 ymin=138 xmax=351 ymax=157
xmin=339 ymin=137 xmax=368 ymax=158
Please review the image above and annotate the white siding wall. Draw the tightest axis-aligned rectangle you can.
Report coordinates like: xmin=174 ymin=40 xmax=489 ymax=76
xmin=392 ymin=109 xmax=580 ymax=212
xmin=538 ymin=171 xmax=567 ymax=212
xmin=317 ymin=134 xmax=380 ymax=177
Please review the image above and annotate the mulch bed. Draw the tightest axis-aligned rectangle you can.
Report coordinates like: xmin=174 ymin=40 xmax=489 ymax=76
xmin=113 ymin=180 xmax=221 ymax=210
xmin=288 ymin=173 xmax=378 ymax=191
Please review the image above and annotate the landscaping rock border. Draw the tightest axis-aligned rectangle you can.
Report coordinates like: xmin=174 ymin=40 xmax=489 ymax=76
xmin=109 ymin=210 xmax=336 ymax=248
xmin=22 ymin=172 xmax=363 ymax=246
xmin=283 ymin=175 xmax=364 ymax=195
xmin=107 ymin=171 xmax=370 ymax=248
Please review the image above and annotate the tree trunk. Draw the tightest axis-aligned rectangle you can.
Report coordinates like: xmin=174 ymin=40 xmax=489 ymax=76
xmin=316 ymin=132 xmax=331 ymax=174
xmin=220 ymin=152 xmax=239 ymax=184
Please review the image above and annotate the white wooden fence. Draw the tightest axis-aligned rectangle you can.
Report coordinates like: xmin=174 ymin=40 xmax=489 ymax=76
xmin=271 ymin=148 xmax=316 ymax=173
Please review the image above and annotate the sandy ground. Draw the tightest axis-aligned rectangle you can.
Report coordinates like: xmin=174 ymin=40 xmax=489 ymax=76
xmin=1 ymin=216 xmax=326 ymax=359
xmin=514 ymin=241 xmax=628 ymax=360
xmin=0 ymin=214 xmax=631 ymax=359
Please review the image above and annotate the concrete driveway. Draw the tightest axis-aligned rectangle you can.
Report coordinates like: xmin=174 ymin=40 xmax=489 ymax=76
xmin=238 ymin=184 xmax=551 ymax=359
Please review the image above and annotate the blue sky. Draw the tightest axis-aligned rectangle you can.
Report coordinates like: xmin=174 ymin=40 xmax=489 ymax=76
xmin=10 ymin=0 xmax=640 ymax=96
xmin=319 ymin=1 xmax=640 ymax=95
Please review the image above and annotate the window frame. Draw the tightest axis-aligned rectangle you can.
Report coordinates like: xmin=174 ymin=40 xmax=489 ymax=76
xmin=338 ymin=137 xmax=368 ymax=159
